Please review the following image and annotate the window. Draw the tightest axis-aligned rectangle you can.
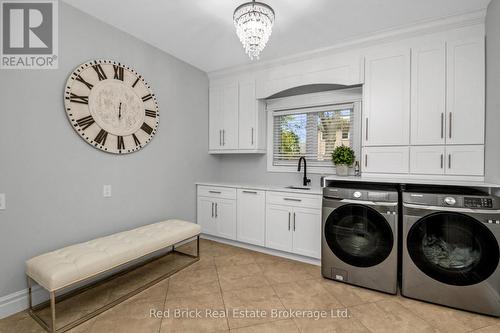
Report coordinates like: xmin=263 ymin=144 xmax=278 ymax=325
xmin=267 ymin=89 xmax=361 ymax=173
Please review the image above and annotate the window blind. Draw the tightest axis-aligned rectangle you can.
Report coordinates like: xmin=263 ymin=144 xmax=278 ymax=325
xmin=272 ymin=103 xmax=354 ymax=166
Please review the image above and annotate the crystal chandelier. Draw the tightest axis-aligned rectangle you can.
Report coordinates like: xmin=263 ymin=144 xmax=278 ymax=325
xmin=233 ymin=0 xmax=275 ymax=60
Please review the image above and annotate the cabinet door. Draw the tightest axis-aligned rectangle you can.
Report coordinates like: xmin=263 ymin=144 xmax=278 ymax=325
xmin=364 ymin=47 xmax=411 ymax=146
xmin=411 ymin=42 xmax=446 ymax=145
xmin=221 ymin=83 xmax=239 ymax=150
xmin=445 ymin=145 xmax=484 ymax=176
xmin=209 ymin=86 xmax=223 ymax=150
xmin=237 ymin=189 xmax=266 ymax=246
xmin=215 ymin=198 xmax=237 ymax=240
xmin=292 ymin=207 xmax=321 ymax=259
xmin=265 ymin=205 xmax=293 ymax=252
xmin=446 ymin=37 xmax=485 ymax=145
xmin=238 ymin=80 xmax=258 ymax=150
xmin=410 ymin=146 xmax=445 ymax=175
xmin=197 ymin=197 xmax=217 ymax=236
xmin=363 ymin=146 xmax=409 ymax=174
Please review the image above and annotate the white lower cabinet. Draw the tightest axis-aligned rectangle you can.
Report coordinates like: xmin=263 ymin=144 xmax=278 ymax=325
xmin=265 ymin=204 xmax=293 ymax=253
xmin=197 ymin=186 xmax=237 ymax=240
xmin=197 ymin=185 xmax=321 ymax=259
xmin=265 ymin=192 xmax=322 ymax=259
xmin=410 ymin=145 xmax=484 ymax=176
xmin=237 ymin=189 xmax=266 ymax=246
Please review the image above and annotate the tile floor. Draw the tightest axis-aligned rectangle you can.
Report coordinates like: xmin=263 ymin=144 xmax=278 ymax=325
xmin=0 ymin=239 xmax=499 ymax=333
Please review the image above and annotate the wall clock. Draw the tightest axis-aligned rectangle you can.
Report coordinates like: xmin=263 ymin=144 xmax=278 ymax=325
xmin=64 ymin=60 xmax=159 ymax=154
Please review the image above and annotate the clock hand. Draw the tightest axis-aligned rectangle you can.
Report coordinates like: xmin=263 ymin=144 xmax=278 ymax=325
xmin=119 ymin=102 xmax=122 ymax=119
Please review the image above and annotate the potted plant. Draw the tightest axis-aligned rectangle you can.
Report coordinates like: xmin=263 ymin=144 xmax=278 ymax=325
xmin=332 ymin=145 xmax=355 ymax=176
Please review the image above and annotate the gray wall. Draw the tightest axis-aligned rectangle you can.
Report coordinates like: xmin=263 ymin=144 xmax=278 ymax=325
xmin=0 ymin=2 xmax=218 ymax=297
xmin=486 ymin=0 xmax=500 ymax=184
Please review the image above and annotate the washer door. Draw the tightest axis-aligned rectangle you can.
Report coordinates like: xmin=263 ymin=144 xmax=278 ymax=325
xmin=324 ymin=204 xmax=394 ymax=267
xmin=407 ymin=212 xmax=499 ymax=286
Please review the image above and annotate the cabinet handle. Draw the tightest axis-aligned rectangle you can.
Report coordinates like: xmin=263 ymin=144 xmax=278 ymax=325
xmin=211 ymin=202 xmax=214 ymax=217
xmin=209 ymin=190 xmax=221 ymax=194
xmin=288 ymin=212 xmax=291 ymax=231
xmin=251 ymin=127 xmax=254 ymax=145
xmin=293 ymin=212 xmax=296 ymax=231
xmin=365 ymin=154 xmax=368 ymax=168
xmin=449 ymin=113 xmax=452 ymax=139
xmin=440 ymin=154 xmax=444 ymax=169
xmin=448 ymin=154 xmax=451 ymax=169
xmin=219 ymin=130 xmax=222 ymax=146
xmin=441 ymin=113 xmax=444 ymax=139
xmin=284 ymin=198 xmax=301 ymax=202
xmin=223 ymin=130 xmax=225 ymax=146
xmin=365 ymin=118 xmax=369 ymax=141
xmin=242 ymin=190 xmax=257 ymax=194
xmin=215 ymin=203 xmax=218 ymax=218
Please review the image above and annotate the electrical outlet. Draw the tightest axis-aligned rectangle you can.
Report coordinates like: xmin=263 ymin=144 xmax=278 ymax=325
xmin=103 ymin=185 xmax=112 ymax=198
xmin=0 ymin=193 xmax=5 ymax=210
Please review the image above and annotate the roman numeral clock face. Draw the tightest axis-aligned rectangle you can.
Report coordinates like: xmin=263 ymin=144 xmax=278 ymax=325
xmin=64 ymin=60 xmax=159 ymax=154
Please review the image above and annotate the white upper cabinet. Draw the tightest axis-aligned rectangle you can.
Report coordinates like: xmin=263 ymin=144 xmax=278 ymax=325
xmin=446 ymin=37 xmax=485 ymax=145
xmin=362 ymin=146 xmax=409 ymax=174
xmin=238 ymin=80 xmax=266 ymax=151
xmin=410 ymin=42 xmax=446 ymax=145
xmin=209 ymin=80 xmax=265 ymax=153
xmin=410 ymin=146 xmax=446 ymax=175
xmin=364 ymin=47 xmax=411 ymax=146
xmin=209 ymin=83 xmax=238 ymax=151
xmin=445 ymin=145 xmax=484 ymax=176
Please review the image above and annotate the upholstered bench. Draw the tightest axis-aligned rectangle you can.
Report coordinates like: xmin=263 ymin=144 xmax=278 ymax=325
xmin=26 ymin=219 xmax=201 ymax=333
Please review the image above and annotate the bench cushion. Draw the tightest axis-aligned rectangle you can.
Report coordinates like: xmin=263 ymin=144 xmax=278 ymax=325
xmin=26 ymin=219 xmax=201 ymax=291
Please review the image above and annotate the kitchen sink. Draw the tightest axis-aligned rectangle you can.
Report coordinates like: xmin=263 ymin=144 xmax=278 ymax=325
xmin=286 ymin=186 xmax=311 ymax=190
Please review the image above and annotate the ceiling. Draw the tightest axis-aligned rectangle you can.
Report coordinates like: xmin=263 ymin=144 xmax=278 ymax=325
xmin=63 ymin=0 xmax=491 ymax=73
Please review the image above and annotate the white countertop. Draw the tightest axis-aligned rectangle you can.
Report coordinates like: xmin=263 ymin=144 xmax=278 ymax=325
xmin=196 ymin=182 xmax=323 ymax=195
xmin=322 ymin=175 xmax=500 ymax=188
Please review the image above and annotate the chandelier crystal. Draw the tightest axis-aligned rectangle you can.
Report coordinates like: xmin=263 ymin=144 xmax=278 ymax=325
xmin=233 ymin=0 xmax=275 ymax=60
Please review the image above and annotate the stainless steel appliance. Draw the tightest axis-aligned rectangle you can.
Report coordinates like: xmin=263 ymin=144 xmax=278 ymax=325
xmin=322 ymin=184 xmax=399 ymax=294
xmin=402 ymin=188 xmax=500 ymax=316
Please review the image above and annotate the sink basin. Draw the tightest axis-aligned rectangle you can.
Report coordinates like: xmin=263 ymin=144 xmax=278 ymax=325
xmin=286 ymin=186 xmax=311 ymax=190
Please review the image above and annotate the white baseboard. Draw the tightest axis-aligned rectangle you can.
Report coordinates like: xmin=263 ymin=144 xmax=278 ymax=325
xmin=200 ymin=234 xmax=321 ymax=266
xmin=0 ymin=284 xmax=48 ymax=319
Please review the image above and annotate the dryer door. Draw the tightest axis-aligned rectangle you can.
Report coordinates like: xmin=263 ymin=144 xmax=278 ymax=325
xmin=324 ymin=204 xmax=394 ymax=267
xmin=407 ymin=212 xmax=499 ymax=286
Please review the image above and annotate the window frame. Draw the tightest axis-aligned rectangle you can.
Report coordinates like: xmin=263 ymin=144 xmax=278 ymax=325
xmin=266 ymin=88 xmax=362 ymax=174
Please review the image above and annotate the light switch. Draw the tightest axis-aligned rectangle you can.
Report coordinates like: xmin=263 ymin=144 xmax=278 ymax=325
xmin=0 ymin=193 xmax=5 ymax=210
xmin=103 ymin=185 xmax=112 ymax=198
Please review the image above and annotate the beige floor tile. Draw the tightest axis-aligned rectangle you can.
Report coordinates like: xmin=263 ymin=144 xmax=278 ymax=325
xmin=293 ymin=315 xmax=370 ymax=333
xmin=395 ymin=297 xmax=500 ymax=333
xmin=272 ymin=279 xmax=343 ymax=311
xmin=351 ymin=300 xmax=440 ymax=333
xmin=319 ymin=278 xmax=393 ymax=307
xmin=88 ymin=295 xmax=164 ymax=333
xmin=222 ymin=286 xmax=285 ymax=329
xmin=167 ymin=267 xmax=221 ymax=299
xmin=473 ymin=323 xmax=500 ymax=333
xmin=214 ymin=252 xmax=257 ymax=267
xmin=217 ymin=263 xmax=270 ymax=292
xmin=161 ymin=292 xmax=229 ymax=332
xmin=258 ymin=261 xmax=317 ymax=284
xmin=251 ymin=252 xmax=294 ymax=265
xmin=0 ymin=312 xmax=45 ymax=333
xmin=230 ymin=319 xmax=300 ymax=333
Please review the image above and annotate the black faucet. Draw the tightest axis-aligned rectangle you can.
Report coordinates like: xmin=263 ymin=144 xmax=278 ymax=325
xmin=298 ymin=156 xmax=311 ymax=187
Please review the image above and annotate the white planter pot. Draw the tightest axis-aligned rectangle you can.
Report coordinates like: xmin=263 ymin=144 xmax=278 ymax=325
xmin=336 ymin=164 xmax=349 ymax=176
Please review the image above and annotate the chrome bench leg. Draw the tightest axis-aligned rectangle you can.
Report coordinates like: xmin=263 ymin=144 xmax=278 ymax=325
xmin=50 ymin=291 xmax=56 ymax=333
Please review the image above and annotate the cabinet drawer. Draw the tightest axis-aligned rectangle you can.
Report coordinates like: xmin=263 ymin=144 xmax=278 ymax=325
xmin=266 ymin=191 xmax=321 ymax=209
xmin=198 ymin=185 xmax=236 ymax=199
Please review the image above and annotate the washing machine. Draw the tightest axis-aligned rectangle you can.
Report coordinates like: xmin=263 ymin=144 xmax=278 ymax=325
xmin=322 ymin=183 xmax=399 ymax=294
xmin=402 ymin=187 xmax=500 ymax=316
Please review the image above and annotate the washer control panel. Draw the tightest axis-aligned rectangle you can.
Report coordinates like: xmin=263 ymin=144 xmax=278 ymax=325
xmin=464 ymin=197 xmax=493 ymax=209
